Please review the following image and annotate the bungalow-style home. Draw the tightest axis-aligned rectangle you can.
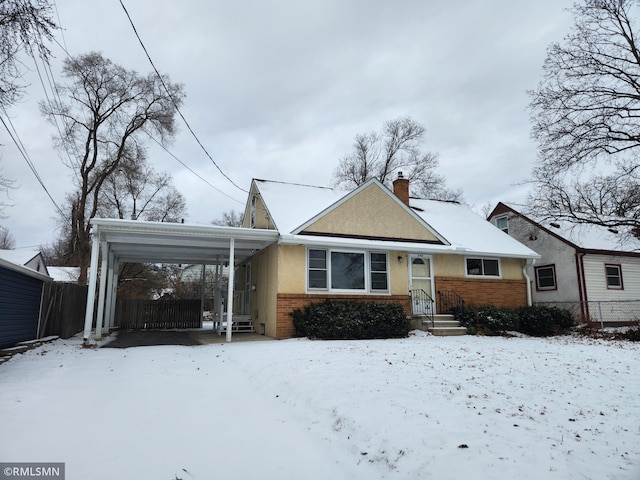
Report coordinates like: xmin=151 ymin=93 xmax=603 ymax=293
xmin=234 ymin=175 xmax=540 ymax=338
xmin=488 ymin=202 xmax=640 ymax=326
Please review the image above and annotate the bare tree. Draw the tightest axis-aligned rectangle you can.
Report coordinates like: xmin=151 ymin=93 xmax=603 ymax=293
xmin=212 ymin=210 xmax=244 ymax=227
xmin=0 ymin=226 xmax=15 ymax=249
xmin=528 ymin=0 xmax=640 ymax=239
xmin=100 ymin=157 xmax=186 ymax=222
xmin=0 ymin=0 xmax=56 ymax=109
xmin=0 ymin=162 xmax=15 ymax=218
xmin=40 ymin=52 xmax=184 ymax=283
xmin=333 ymin=116 xmax=462 ymax=201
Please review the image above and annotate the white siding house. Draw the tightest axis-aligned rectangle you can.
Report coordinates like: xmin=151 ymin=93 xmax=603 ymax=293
xmin=489 ymin=203 xmax=640 ymax=326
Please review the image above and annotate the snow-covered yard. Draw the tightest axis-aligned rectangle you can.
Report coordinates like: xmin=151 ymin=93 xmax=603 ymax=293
xmin=1 ymin=332 xmax=638 ymax=480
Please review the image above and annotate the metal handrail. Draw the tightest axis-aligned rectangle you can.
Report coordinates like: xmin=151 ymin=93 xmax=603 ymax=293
xmin=437 ymin=289 xmax=465 ymax=314
xmin=410 ymin=289 xmax=434 ymax=326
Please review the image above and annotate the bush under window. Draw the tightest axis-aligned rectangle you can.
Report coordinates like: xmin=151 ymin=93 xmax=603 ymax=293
xmin=291 ymin=299 xmax=410 ymax=340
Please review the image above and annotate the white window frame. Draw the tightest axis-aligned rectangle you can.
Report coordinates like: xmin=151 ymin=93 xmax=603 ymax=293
xmin=306 ymin=248 xmax=390 ymax=294
xmin=369 ymin=251 xmax=390 ymax=293
xmin=494 ymin=215 xmax=509 ymax=234
xmin=465 ymin=257 xmax=501 ymax=278
xmin=605 ymin=264 xmax=623 ymax=290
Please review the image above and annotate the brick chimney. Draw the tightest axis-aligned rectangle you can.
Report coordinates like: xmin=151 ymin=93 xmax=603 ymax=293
xmin=392 ymin=171 xmax=410 ymax=206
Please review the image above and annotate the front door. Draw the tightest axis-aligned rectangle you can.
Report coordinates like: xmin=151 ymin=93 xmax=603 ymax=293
xmin=409 ymin=255 xmax=435 ymax=315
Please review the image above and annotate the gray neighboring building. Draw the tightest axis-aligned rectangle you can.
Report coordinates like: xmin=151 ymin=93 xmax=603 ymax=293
xmin=489 ymin=203 xmax=640 ymax=326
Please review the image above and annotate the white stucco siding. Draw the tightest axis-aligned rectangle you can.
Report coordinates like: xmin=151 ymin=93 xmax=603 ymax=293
xmin=583 ymin=254 xmax=640 ymax=301
xmin=508 ymin=216 xmax=580 ymax=303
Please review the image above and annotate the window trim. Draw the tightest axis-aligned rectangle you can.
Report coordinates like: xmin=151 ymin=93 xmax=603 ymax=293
xmin=465 ymin=257 xmax=501 ymax=278
xmin=534 ymin=264 xmax=557 ymax=291
xmin=306 ymin=248 xmax=390 ymax=294
xmin=605 ymin=264 xmax=624 ymax=290
xmin=494 ymin=215 xmax=509 ymax=234
xmin=369 ymin=251 xmax=390 ymax=292
xmin=307 ymin=248 xmax=328 ymax=290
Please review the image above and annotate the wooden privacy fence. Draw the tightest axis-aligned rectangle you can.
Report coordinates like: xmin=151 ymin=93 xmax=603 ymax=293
xmin=39 ymin=282 xmax=88 ymax=339
xmin=116 ymin=299 xmax=202 ymax=330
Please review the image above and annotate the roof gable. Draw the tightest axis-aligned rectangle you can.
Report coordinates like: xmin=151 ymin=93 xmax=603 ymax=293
xmin=0 ymin=249 xmax=49 ymax=275
xmin=490 ymin=202 xmax=640 ymax=254
xmin=250 ymin=180 xmax=538 ymax=258
xmin=295 ymin=179 xmax=446 ymax=244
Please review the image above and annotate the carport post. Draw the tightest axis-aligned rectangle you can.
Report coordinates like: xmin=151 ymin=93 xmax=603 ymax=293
xmin=95 ymin=240 xmax=109 ymax=339
xmin=226 ymin=238 xmax=235 ymax=342
xmin=107 ymin=259 xmax=119 ymax=330
xmin=104 ymin=251 xmax=116 ymax=331
xmin=83 ymin=232 xmax=101 ymax=341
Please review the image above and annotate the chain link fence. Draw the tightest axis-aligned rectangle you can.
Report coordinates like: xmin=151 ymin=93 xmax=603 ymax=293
xmin=536 ymin=300 xmax=640 ymax=328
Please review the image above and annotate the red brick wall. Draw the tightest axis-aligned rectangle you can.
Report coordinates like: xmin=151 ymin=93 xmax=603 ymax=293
xmin=275 ymin=294 xmax=412 ymax=339
xmin=434 ymin=276 xmax=527 ymax=310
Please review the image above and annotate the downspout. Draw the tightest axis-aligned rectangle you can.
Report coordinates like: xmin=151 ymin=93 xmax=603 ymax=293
xmin=575 ymin=252 xmax=588 ymax=324
xmin=522 ymin=259 xmax=535 ymax=307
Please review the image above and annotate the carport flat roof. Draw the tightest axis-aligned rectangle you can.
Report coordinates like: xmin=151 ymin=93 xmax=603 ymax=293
xmin=91 ymin=218 xmax=279 ymax=264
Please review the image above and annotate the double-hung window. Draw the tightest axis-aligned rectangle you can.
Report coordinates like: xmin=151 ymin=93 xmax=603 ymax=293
xmin=307 ymin=249 xmax=389 ymax=292
xmin=605 ymin=264 xmax=623 ymax=289
xmin=535 ymin=265 xmax=557 ymax=290
xmin=466 ymin=258 xmax=500 ymax=277
xmin=308 ymin=249 xmax=328 ymax=289
xmin=370 ymin=253 xmax=389 ymax=291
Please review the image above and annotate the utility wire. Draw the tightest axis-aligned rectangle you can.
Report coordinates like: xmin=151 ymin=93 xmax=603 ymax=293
xmin=0 ymin=109 xmax=69 ymax=224
xmin=118 ymin=0 xmax=248 ymax=194
xmin=146 ymin=132 xmax=244 ymax=205
xmin=49 ymin=15 xmax=233 ymax=202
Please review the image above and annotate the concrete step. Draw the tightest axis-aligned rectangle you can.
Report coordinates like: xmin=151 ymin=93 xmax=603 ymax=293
xmin=431 ymin=320 xmax=461 ymax=328
xmin=418 ymin=313 xmax=468 ymax=336
xmin=430 ymin=326 xmax=468 ymax=336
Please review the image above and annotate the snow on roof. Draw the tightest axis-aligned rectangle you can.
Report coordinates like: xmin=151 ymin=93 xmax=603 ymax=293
xmin=501 ymin=203 xmax=640 ymax=252
xmin=47 ymin=266 xmax=81 ymax=283
xmin=255 ymin=179 xmax=344 ymax=233
xmin=0 ymin=249 xmax=40 ymax=267
xmin=410 ymin=199 xmax=539 ymax=258
xmin=255 ymin=179 xmax=539 ymax=259
xmin=542 ymin=221 xmax=639 ymax=251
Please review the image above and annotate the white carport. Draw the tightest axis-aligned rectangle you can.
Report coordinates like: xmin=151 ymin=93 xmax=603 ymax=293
xmin=82 ymin=218 xmax=279 ymax=343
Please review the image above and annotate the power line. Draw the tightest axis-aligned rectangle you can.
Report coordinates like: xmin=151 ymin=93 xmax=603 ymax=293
xmin=118 ymin=0 xmax=248 ymax=194
xmin=0 ymin=107 xmax=69 ymax=224
xmin=146 ymin=132 xmax=244 ymax=205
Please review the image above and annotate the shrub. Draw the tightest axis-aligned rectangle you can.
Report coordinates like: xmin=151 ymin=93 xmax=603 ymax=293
xmin=451 ymin=305 xmax=518 ymax=336
xmin=291 ymin=299 xmax=410 ymax=340
xmin=516 ymin=305 xmax=574 ymax=336
xmin=452 ymin=305 xmax=574 ymax=337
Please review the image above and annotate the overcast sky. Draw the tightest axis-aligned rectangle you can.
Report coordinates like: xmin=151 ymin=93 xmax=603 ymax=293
xmin=1 ymin=0 xmax=575 ymax=249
